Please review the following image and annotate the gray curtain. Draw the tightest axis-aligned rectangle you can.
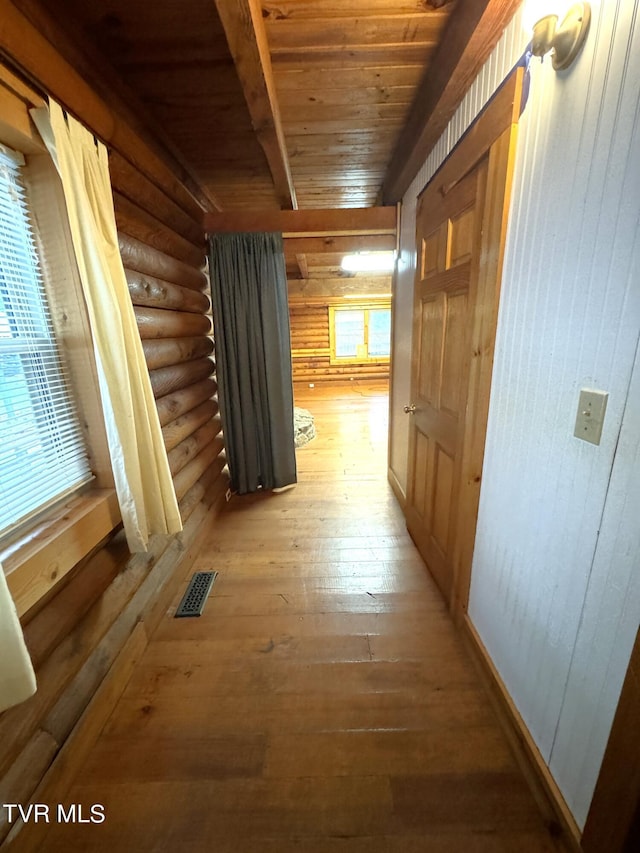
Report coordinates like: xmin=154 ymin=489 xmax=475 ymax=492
xmin=208 ymin=232 xmax=296 ymax=494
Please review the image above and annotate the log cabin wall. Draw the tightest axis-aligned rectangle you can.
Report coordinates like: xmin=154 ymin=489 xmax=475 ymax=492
xmin=289 ymin=303 xmax=332 ymax=382
xmin=0 ymin=42 xmax=227 ymax=841
xmin=113 ymin=184 xmax=226 ymax=508
xmin=288 ymin=277 xmax=392 ymax=385
xmin=113 ymin=181 xmax=227 ymax=516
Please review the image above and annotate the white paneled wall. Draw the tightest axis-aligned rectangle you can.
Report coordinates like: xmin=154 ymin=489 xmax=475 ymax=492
xmin=392 ymin=0 xmax=640 ymax=831
xmin=549 ymin=340 xmax=640 ymax=823
xmin=468 ymin=0 xmax=640 ymax=829
xmin=409 ymin=15 xmax=528 ymax=199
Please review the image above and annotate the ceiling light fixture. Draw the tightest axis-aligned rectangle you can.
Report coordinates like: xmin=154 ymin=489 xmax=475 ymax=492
xmin=340 ymin=251 xmax=396 ymax=273
xmin=528 ymin=2 xmax=591 ymax=70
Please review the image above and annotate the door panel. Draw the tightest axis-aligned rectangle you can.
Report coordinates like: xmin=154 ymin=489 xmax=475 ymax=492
xmin=406 ymin=165 xmax=484 ymax=603
xmin=412 ymin=430 xmax=430 ymax=520
xmin=418 ymin=296 xmax=444 ymax=406
xmin=403 ymin=68 xmax=523 ymax=610
xmin=421 ymin=227 xmax=445 ymax=280
xmin=432 ymin=444 xmax=454 ymax=552
xmin=447 ymin=206 xmax=475 ymax=268
xmin=440 ymin=292 xmax=468 ymax=417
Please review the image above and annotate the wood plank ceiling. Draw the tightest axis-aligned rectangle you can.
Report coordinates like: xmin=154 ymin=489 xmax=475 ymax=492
xmin=19 ymin=0 xmax=520 ymax=274
xmin=27 ymin=0 xmax=468 ymax=210
xmin=264 ymin=0 xmax=451 ymax=210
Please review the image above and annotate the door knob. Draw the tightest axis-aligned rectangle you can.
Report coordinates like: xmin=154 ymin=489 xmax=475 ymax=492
xmin=404 ymin=403 xmax=416 ymax=414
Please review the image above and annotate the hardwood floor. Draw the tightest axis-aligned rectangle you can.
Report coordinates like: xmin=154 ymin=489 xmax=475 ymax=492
xmin=24 ymin=382 xmax=565 ymax=851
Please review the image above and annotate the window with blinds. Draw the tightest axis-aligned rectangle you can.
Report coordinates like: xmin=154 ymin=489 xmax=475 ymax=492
xmin=0 ymin=144 xmax=92 ymax=538
xmin=329 ymin=304 xmax=392 ymax=363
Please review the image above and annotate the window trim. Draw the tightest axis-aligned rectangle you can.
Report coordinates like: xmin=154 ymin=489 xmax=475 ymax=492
xmin=1 ymin=63 xmax=119 ymax=618
xmin=1 ymin=489 xmax=120 ymax=617
xmin=0 ymin=143 xmax=95 ymax=537
xmin=328 ymin=302 xmax=392 ymax=365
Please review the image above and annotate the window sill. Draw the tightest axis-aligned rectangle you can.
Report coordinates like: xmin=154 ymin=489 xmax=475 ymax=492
xmin=1 ymin=489 xmax=121 ymax=618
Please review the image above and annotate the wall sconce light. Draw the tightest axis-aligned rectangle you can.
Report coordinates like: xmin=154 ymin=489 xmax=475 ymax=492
xmin=530 ymin=2 xmax=591 ymax=70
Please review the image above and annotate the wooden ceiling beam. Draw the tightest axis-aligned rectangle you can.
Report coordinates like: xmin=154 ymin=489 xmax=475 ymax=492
xmin=284 ymin=234 xmax=396 ymax=257
xmin=204 ymin=206 xmax=397 ymax=237
xmin=288 ymin=277 xmax=393 ymax=300
xmin=214 ymin=0 xmax=297 ymax=210
xmin=382 ymin=0 xmax=521 ymax=204
xmin=295 ymin=254 xmax=309 ymax=280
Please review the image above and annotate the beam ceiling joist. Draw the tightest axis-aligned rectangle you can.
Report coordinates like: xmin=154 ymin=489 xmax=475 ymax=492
xmin=214 ymin=0 xmax=297 ymax=210
xmin=295 ymin=254 xmax=309 ymax=280
xmin=204 ymin=207 xmax=397 ymax=238
xmin=283 ymin=234 xmax=396 ymax=258
xmin=288 ymin=278 xmax=393 ymax=301
xmin=382 ymin=0 xmax=521 ymax=204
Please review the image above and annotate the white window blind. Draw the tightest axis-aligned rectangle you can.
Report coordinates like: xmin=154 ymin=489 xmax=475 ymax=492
xmin=0 ymin=144 xmax=92 ymax=538
xmin=335 ymin=309 xmax=365 ymax=358
xmin=331 ymin=306 xmax=392 ymax=361
xmin=367 ymin=308 xmax=391 ymax=357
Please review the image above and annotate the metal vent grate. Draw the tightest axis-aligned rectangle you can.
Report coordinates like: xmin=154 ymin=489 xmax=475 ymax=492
xmin=174 ymin=571 xmax=218 ymax=618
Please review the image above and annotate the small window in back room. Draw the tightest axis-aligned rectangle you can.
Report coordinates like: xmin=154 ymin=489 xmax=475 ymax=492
xmin=329 ymin=304 xmax=391 ymax=363
xmin=0 ymin=143 xmax=92 ymax=539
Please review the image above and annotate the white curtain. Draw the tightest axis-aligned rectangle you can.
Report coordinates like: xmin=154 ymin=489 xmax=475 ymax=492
xmin=31 ymin=101 xmax=182 ymax=552
xmin=0 ymin=562 xmax=36 ymax=713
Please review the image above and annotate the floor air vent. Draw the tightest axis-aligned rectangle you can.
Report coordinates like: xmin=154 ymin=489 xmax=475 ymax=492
xmin=175 ymin=571 xmax=218 ymax=618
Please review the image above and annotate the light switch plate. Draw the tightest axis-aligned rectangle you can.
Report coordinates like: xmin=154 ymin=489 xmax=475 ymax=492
xmin=574 ymin=389 xmax=608 ymax=445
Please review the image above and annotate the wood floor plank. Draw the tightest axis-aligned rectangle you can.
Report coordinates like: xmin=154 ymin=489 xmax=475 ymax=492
xmin=134 ymin=631 xmax=470 ymax=670
xmin=221 ymin=494 xmax=402 ymax=511
xmin=37 ymin=779 xmax=562 ymax=850
xmin=79 ymin=735 xmax=267 ymax=783
xmin=390 ymin=772 xmax=550 ymax=832
xmin=205 ymin=534 xmax=411 ymax=551
xmin=137 ymin=634 xmax=374 ymax=666
xmin=263 ymin=728 xmax=517 ymax=778
xmin=174 ymin=590 xmax=443 ymax=618
xmin=18 ymin=383 xmax=566 ymax=852
xmin=102 ymin=687 xmax=499 ymax=739
xmin=38 ymin=833 xmax=564 ymax=853
xmin=150 ymin=610 xmax=454 ymax=643
xmin=121 ymin=657 xmax=479 ymax=701
xmin=37 ymin=777 xmax=395 ymax=851
xmin=211 ymin=570 xmax=433 ymax=595
xmin=194 ymin=547 xmax=426 ymax=567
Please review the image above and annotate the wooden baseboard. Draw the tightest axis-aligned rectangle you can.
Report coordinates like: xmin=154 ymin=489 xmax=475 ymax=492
xmin=3 ymin=622 xmax=148 ymax=852
xmin=462 ymin=616 xmax=583 ymax=853
xmin=143 ymin=483 xmax=228 ymax=635
xmin=0 ymin=495 xmax=224 ymax=851
xmin=387 ymin=466 xmax=406 ymax=509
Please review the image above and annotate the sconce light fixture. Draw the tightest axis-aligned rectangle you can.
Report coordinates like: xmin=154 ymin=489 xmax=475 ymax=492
xmin=530 ymin=2 xmax=591 ymax=70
